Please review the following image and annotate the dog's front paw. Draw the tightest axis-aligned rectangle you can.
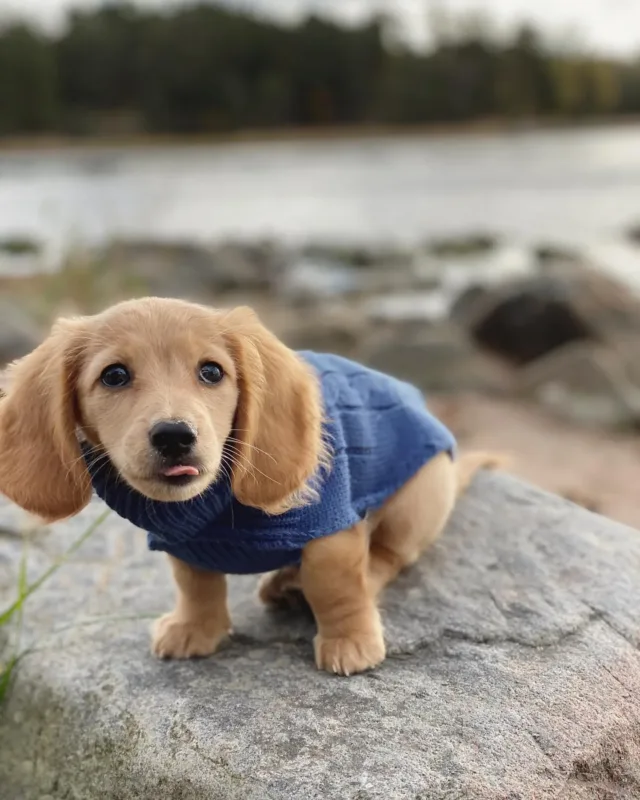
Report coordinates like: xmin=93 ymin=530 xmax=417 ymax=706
xmin=151 ymin=613 xmax=230 ymax=659
xmin=314 ymin=629 xmax=386 ymax=676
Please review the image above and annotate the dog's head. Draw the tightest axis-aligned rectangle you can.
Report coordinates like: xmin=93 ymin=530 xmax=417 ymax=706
xmin=0 ymin=298 xmax=324 ymax=521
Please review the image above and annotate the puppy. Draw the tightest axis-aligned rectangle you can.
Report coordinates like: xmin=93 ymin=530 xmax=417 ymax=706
xmin=0 ymin=297 xmax=498 ymax=675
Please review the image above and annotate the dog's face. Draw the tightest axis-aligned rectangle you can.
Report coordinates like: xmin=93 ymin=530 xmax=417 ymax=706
xmin=0 ymin=298 xmax=324 ymax=521
xmin=77 ymin=302 xmax=240 ymax=503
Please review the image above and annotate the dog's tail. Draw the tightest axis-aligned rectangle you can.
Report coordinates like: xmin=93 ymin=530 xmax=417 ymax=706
xmin=455 ymin=451 xmax=508 ymax=498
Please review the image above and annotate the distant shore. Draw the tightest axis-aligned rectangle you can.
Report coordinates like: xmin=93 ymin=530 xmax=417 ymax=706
xmin=2 ymin=115 xmax=640 ymax=153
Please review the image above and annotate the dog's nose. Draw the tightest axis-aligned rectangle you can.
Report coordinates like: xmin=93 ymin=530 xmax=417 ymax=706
xmin=149 ymin=420 xmax=197 ymax=459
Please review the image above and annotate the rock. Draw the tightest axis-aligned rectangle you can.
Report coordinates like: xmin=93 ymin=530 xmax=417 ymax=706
xmin=451 ymin=266 xmax=640 ymax=366
xmin=0 ymin=303 xmax=42 ymax=366
xmin=0 ymin=235 xmax=41 ymax=256
xmin=3 ymin=474 xmax=640 ymax=798
xmin=209 ymin=239 xmax=290 ymax=292
xmin=280 ymin=311 xmax=365 ymax=358
xmin=279 ymin=254 xmax=419 ymax=303
xmin=426 ymin=233 xmax=498 ymax=258
xmin=565 ymin=266 xmax=640 ymax=335
xmin=467 ymin=280 xmax=593 ymax=365
xmin=534 ymin=243 xmax=583 ymax=267
xmin=301 ymin=242 xmax=412 ymax=270
xmin=99 ymin=239 xmax=288 ymax=298
xmin=280 ymin=243 xmax=416 ymax=302
xmin=359 ymin=325 xmax=513 ymax=394
xmin=0 ymin=235 xmax=45 ymax=278
xmin=625 ymin=223 xmax=640 ymax=245
xmin=607 ymin=334 xmax=640 ymax=390
xmin=415 ymin=244 xmax=534 ymax=299
xmin=364 ymin=291 xmax=448 ymax=325
xmin=278 ymin=256 xmax=363 ymax=301
xmin=517 ymin=341 xmax=640 ymax=427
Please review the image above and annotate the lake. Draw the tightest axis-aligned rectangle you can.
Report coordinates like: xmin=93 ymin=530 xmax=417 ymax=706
xmin=1 ymin=124 xmax=639 ymax=284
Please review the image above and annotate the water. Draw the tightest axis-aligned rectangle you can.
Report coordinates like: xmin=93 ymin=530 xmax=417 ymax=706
xmin=0 ymin=124 xmax=639 ymax=279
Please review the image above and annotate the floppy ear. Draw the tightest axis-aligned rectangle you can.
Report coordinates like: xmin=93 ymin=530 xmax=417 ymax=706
xmin=223 ymin=307 xmax=325 ymax=514
xmin=0 ymin=319 xmax=92 ymax=521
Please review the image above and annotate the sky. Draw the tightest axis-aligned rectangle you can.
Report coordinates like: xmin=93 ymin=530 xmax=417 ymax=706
xmin=3 ymin=0 xmax=640 ymax=56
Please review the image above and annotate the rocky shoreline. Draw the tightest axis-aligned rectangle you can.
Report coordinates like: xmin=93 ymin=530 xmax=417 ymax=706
xmin=2 ymin=231 xmax=640 ymax=523
xmin=2 ymin=233 xmax=640 ymax=424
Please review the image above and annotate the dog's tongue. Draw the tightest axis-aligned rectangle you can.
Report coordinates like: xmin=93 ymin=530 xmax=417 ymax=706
xmin=162 ymin=465 xmax=200 ymax=477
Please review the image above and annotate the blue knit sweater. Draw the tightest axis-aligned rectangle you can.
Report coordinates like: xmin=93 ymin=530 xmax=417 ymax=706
xmin=86 ymin=352 xmax=456 ymax=575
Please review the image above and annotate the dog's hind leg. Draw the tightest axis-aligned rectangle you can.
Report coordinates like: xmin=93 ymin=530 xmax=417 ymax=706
xmin=258 ymin=565 xmax=303 ymax=608
xmin=367 ymin=452 xmax=500 ymax=597
xmin=366 ymin=453 xmax=456 ymax=597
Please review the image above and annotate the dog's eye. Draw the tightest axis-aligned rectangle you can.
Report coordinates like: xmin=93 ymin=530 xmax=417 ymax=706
xmin=198 ymin=362 xmax=224 ymax=385
xmin=100 ymin=364 xmax=131 ymax=388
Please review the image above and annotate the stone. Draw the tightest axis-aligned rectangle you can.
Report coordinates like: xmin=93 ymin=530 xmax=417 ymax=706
xmin=451 ymin=266 xmax=640 ymax=366
xmin=301 ymin=242 xmax=412 ymax=270
xmin=0 ymin=236 xmax=41 ymax=256
xmin=452 ymin=277 xmax=592 ymax=366
xmin=4 ymin=473 xmax=640 ymax=798
xmin=359 ymin=325 xmax=513 ymax=394
xmin=280 ymin=312 xmax=365 ymax=359
xmin=278 ymin=256 xmax=363 ymax=301
xmin=517 ymin=341 xmax=640 ymax=427
xmin=98 ymin=239 xmax=287 ymax=299
xmin=534 ymin=243 xmax=583 ymax=267
xmin=626 ymin=223 xmax=640 ymax=245
xmin=415 ymin=245 xmax=535 ymax=309
xmin=426 ymin=233 xmax=499 ymax=258
xmin=99 ymin=239 xmax=217 ymax=299
xmin=280 ymin=244 xmax=417 ymax=302
xmin=609 ymin=334 xmax=640 ymax=390
xmin=0 ymin=303 xmax=42 ymax=367
xmin=209 ymin=239 xmax=289 ymax=293
xmin=364 ymin=291 xmax=448 ymax=325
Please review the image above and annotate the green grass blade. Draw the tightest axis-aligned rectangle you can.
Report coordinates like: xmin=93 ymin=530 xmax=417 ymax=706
xmin=0 ymin=508 xmax=111 ymax=627
xmin=0 ymin=654 xmax=19 ymax=705
xmin=16 ymin=544 xmax=28 ymax=597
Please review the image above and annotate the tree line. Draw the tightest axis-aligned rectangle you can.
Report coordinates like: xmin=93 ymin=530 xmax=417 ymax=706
xmin=1 ymin=2 xmax=639 ymax=136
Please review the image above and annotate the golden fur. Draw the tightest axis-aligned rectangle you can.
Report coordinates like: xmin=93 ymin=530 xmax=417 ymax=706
xmin=0 ymin=297 xmax=499 ymax=675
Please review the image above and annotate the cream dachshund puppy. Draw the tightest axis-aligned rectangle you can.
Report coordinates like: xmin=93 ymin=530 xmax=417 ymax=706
xmin=0 ymin=298 xmax=498 ymax=676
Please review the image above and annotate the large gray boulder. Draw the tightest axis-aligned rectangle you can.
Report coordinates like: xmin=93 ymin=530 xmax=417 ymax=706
xmin=452 ymin=266 xmax=640 ymax=367
xmin=1 ymin=474 xmax=640 ymax=799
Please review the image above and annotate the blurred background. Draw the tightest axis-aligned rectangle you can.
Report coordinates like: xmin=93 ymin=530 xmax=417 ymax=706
xmin=1 ymin=0 xmax=640 ymax=526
